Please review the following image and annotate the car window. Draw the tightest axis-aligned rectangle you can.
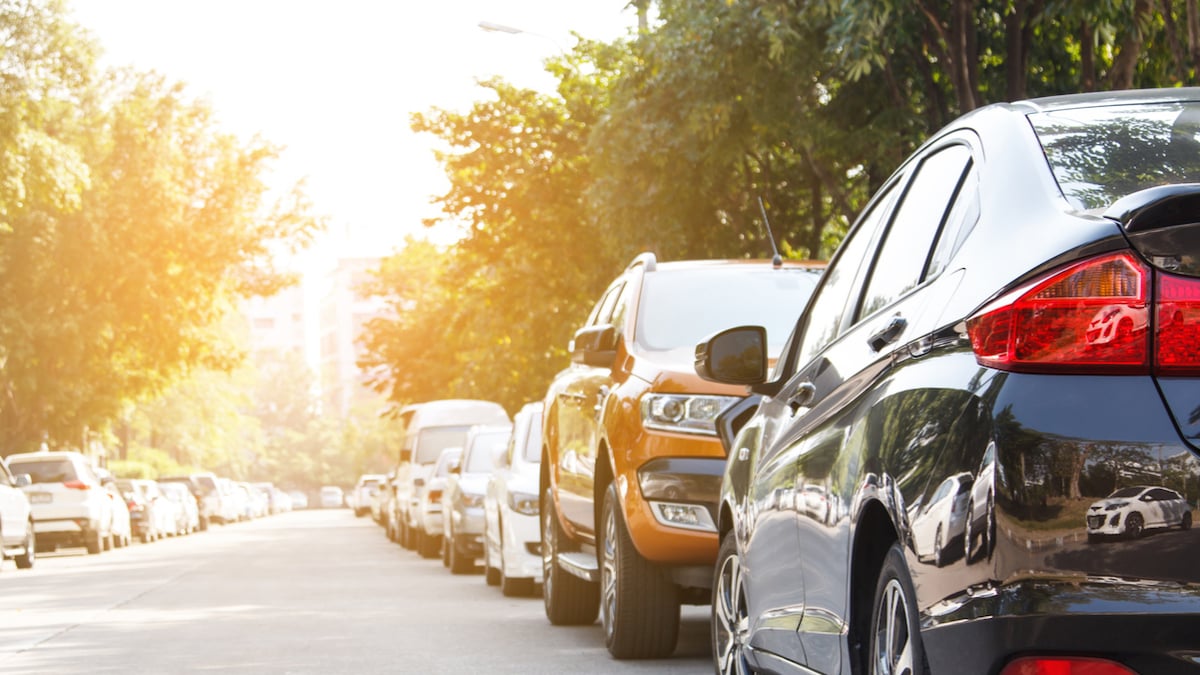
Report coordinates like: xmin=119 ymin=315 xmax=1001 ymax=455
xmin=415 ymin=425 xmax=472 ymax=464
xmin=9 ymin=458 xmax=78 ymax=484
xmin=590 ymin=280 xmax=625 ymax=328
xmin=1150 ymin=488 xmax=1178 ymax=501
xmin=465 ymin=432 xmax=509 ymax=473
xmin=523 ymin=409 xmax=543 ymax=464
xmin=0 ymin=463 xmax=12 ymax=487
xmin=925 ymin=161 xmax=979 ymax=280
xmin=794 ymin=184 xmax=898 ymax=369
xmin=857 ymin=144 xmax=973 ymax=321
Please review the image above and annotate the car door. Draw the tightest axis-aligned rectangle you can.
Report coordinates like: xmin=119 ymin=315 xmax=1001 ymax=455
xmin=747 ymin=139 xmax=979 ymax=670
xmin=553 ymin=278 xmax=628 ymax=534
xmin=0 ymin=462 xmax=27 ymax=547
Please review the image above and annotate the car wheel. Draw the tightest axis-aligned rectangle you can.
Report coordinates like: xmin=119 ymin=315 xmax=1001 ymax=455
xmin=712 ymin=531 xmax=749 ymax=675
xmin=442 ymin=528 xmax=451 ymax=568
xmin=541 ymin=487 xmax=599 ymax=625
xmin=86 ymin=530 xmax=104 ymax=555
xmin=984 ymin=493 xmax=996 ymax=558
xmin=104 ymin=532 xmax=114 ymax=551
xmin=1182 ymin=511 xmax=1193 ymax=530
xmin=14 ymin=524 xmax=35 ymax=569
xmin=449 ymin=533 xmax=473 ymax=575
xmin=600 ymin=483 xmax=680 ymax=659
xmin=403 ymin=520 xmax=418 ymax=551
xmin=1125 ymin=512 xmax=1145 ymax=539
xmin=869 ymin=542 xmax=926 ymax=675
xmin=483 ymin=522 xmax=501 ymax=586
xmin=964 ymin=501 xmax=976 ymax=562
xmin=419 ymin=529 xmax=440 ymax=559
xmin=933 ymin=525 xmax=944 ymax=568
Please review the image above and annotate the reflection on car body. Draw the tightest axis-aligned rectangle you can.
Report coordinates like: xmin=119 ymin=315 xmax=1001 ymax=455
xmin=1086 ymin=485 xmax=1192 ymax=541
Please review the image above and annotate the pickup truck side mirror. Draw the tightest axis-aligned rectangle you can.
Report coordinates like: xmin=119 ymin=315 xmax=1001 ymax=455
xmin=571 ymin=324 xmax=618 ymax=368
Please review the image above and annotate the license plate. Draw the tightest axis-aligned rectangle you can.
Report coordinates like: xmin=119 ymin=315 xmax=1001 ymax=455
xmin=29 ymin=492 xmax=52 ymax=504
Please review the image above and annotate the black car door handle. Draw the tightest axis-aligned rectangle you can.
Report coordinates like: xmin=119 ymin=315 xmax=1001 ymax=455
xmin=868 ymin=314 xmax=907 ymax=352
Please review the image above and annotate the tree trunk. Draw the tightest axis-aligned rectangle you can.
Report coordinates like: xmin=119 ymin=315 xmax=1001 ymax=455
xmin=1161 ymin=0 xmax=1189 ymax=83
xmin=1081 ymin=22 xmax=1096 ymax=91
xmin=1005 ymin=0 xmax=1029 ymax=101
xmin=808 ymin=172 xmax=823 ymax=260
xmin=951 ymin=0 xmax=979 ymax=110
xmin=1189 ymin=0 xmax=1200 ymax=76
xmin=1108 ymin=0 xmax=1153 ymax=89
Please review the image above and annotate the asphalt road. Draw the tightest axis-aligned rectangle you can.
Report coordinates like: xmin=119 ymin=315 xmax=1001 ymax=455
xmin=0 ymin=508 xmax=713 ymax=674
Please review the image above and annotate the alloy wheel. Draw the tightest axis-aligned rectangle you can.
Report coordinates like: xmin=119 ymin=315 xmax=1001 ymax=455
xmin=713 ymin=546 xmax=749 ymax=675
xmin=873 ymin=578 xmax=915 ymax=675
xmin=541 ymin=505 xmax=555 ymax=605
xmin=600 ymin=497 xmax=618 ymax=640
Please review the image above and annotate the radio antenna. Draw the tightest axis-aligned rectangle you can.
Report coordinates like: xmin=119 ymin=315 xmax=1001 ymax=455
xmin=757 ymin=197 xmax=784 ymax=269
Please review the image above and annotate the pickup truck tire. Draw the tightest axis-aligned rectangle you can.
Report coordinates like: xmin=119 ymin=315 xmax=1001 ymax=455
xmin=542 ymin=488 xmax=599 ymax=625
xmin=600 ymin=483 xmax=680 ymax=658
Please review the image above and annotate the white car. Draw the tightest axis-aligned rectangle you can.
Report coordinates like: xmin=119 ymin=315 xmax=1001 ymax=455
xmin=483 ymin=402 xmax=544 ymax=596
xmin=7 ymin=450 xmax=114 ymax=554
xmin=443 ymin=424 xmax=512 ymax=574
xmin=350 ymin=474 xmax=385 ymax=517
xmin=414 ymin=448 xmax=461 ymax=559
xmin=909 ymin=472 xmax=973 ymax=567
xmin=0 ymin=459 xmax=35 ymax=569
xmin=1087 ymin=485 xmax=1192 ymax=540
xmin=319 ymin=485 xmax=345 ymax=509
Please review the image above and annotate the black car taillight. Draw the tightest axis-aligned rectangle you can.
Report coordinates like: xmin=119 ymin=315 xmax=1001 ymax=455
xmin=968 ymin=251 xmax=1200 ymax=376
xmin=999 ymin=656 xmax=1137 ymax=674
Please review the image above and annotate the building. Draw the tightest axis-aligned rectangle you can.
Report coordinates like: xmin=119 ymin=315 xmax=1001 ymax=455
xmin=320 ymin=256 xmax=389 ymax=418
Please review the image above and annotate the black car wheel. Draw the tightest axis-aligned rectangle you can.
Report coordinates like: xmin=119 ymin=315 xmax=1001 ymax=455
xmin=599 ymin=483 xmax=679 ymax=659
xmin=933 ymin=526 xmax=944 ymax=568
xmin=449 ymin=531 xmax=473 ymax=574
xmin=541 ymin=487 xmax=599 ymax=625
xmin=483 ymin=520 xmax=501 ymax=585
xmin=86 ymin=529 xmax=104 ymax=555
xmin=1182 ymin=511 xmax=1193 ymax=530
xmin=712 ymin=532 xmax=749 ymax=675
xmin=1125 ymin=512 xmax=1145 ymax=539
xmin=870 ymin=542 xmax=925 ymax=675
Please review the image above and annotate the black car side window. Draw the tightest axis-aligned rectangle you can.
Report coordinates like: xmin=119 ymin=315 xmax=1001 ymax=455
xmin=856 ymin=144 xmax=973 ymax=321
xmin=794 ymin=183 xmax=898 ymax=370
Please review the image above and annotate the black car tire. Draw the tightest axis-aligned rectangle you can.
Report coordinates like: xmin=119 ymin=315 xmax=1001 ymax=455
xmin=86 ymin=529 xmax=104 ymax=555
xmin=541 ymin=487 xmax=599 ymax=625
xmin=483 ymin=521 xmax=501 ymax=585
xmin=418 ymin=529 xmax=440 ymax=559
xmin=449 ymin=533 xmax=473 ymax=574
xmin=14 ymin=525 xmax=35 ymax=569
xmin=869 ymin=542 xmax=926 ymax=675
xmin=933 ymin=526 xmax=945 ymax=568
xmin=712 ymin=531 xmax=749 ymax=675
xmin=1182 ymin=512 xmax=1193 ymax=530
xmin=600 ymin=483 xmax=680 ymax=659
xmin=1125 ymin=512 xmax=1145 ymax=539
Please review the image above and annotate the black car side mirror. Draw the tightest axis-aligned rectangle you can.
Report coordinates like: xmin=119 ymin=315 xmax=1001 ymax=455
xmin=571 ymin=324 xmax=618 ymax=368
xmin=695 ymin=326 xmax=768 ymax=385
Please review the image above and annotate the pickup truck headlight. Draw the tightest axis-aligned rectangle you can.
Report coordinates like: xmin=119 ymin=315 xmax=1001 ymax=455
xmin=640 ymin=394 xmax=740 ymax=435
xmin=507 ymin=491 xmax=539 ymax=516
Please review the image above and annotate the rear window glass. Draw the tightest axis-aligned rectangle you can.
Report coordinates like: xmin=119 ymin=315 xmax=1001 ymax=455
xmin=465 ymin=431 xmax=510 ymax=473
xmin=415 ymin=426 xmax=471 ymax=464
xmin=9 ymin=459 xmax=77 ymax=484
xmin=637 ymin=267 xmax=822 ymax=353
xmin=1031 ymin=101 xmax=1200 ymax=210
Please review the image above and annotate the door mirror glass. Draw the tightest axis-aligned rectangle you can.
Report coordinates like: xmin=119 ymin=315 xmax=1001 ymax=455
xmin=695 ymin=326 xmax=767 ymax=385
xmin=571 ymin=324 xmax=619 ymax=368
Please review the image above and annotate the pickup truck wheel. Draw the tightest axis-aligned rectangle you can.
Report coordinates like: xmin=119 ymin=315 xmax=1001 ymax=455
xmin=600 ymin=483 xmax=680 ymax=658
xmin=542 ymin=488 xmax=599 ymax=625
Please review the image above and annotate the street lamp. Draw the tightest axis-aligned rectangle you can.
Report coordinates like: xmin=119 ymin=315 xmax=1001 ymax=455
xmin=477 ymin=20 xmax=565 ymax=52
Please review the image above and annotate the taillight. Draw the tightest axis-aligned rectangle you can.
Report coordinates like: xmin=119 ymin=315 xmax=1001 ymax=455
xmin=967 ymin=252 xmax=1150 ymax=373
xmin=427 ymin=489 xmax=442 ymax=503
xmin=1156 ymin=271 xmax=1200 ymax=374
xmin=63 ymin=480 xmax=91 ymax=490
xmin=999 ymin=656 xmax=1137 ymax=675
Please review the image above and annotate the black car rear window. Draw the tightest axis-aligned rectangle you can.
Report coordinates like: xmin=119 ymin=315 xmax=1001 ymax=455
xmin=9 ymin=459 xmax=77 ymax=484
xmin=1031 ymin=101 xmax=1200 ymax=210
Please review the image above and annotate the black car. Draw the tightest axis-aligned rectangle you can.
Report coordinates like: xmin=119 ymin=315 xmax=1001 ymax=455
xmin=696 ymin=88 xmax=1200 ymax=675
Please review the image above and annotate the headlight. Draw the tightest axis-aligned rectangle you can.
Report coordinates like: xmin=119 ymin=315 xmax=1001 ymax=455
xmin=460 ymin=492 xmax=485 ymax=508
xmin=507 ymin=491 xmax=539 ymax=516
xmin=640 ymin=394 xmax=740 ymax=435
xmin=1106 ymin=502 xmax=1129 ymax=511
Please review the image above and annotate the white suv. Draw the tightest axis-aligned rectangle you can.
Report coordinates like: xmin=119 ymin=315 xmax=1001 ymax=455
xmin=0 ymin=459 xmax=35 ymax=569
xmin=6 ymin=451 xmax=114 ymax=554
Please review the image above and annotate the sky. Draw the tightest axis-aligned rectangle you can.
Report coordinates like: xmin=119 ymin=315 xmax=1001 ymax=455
xmin=67 ymin=1 xmax=639 ymax=272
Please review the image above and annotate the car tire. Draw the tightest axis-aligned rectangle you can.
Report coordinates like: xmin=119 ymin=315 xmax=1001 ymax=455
xmin=1182 ymin=511 xmax=1193 ymax=530
xmin=86 ymin=530 xmax=104 ymax=555
xmin=933 ymin=525 xmax=945 ymax=568
xmin=712 ymin=531 xmax=748 ymax=675
xmin=1125 ymin=512 xmax=1145 ymax=539
xmin=964 ymin=501 xmax=976 ymax=562
xmin=403 ymin=520 xmax=418 ymax=551
xmin=542 ymin=488 xmax=599 ymax=625
xmin=14 ymin=524 xmax=35 ymax=569
xmin=418 ymin=529 xmax=440 ymax=559
xmin=104 ymin=532 xmax=114 ymax=551
xmin=442 ymin=531 xmax=451 ymax=568
xmin=483 ymin=521 xmax=501 ymax=586
xmin=869 ymin=542 xmax=927 ymax=675
xmin=600 ymin=483 xmax=680 ymax=659
xmin=450 ymin=533 xmax=473 ymax=575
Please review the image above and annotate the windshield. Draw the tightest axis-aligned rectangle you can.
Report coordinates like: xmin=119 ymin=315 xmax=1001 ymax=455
xmin=636 ymin=267 xmax=821 ymax=353
xmin=523 ymin=411 xmax=543 ymax=464
xmin=465 ymin=431 xmax=509 ymax=474
xmin=1108 ymin=486 xmax=1145 ymax=499
xmin=8 ymin=459 xmax=77 ymax=484
xmin=415 ymin=426 xmax=472 ymax=464
xmin=1031 ymin=101 xmax=1200 ymax=210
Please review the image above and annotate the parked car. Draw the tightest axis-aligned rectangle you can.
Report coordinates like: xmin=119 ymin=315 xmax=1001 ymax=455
xmin=118 ymin=479 xmax=176 ymax=542
xmin=695 ymin=87 xmax=1200 ymax=674
xmin=159 ymin=481 xmax=201 ymax=535
xmin=540 ymin=252 xmax=822 ymax=658
xmin=1086 ymin=485 xmax=1192 ymax=541
xmin=287 ymin=490 xmax=309 ymax=510
xmin=443 ymin=424 xmax=511 ymax=574
xmin=909 ymin=472 xmax=973 ymax=567
xmin=371 ymin=472 xmax=393 ymax=524
xmin=220 ymin=478 xmax=248 ymax=521
xmin=484 ymin=401 xmax=544 ymax=596
xmin=391 ymin=399 xmax=510 ymax=550
xmin=349 ymin=474 xmax=385 ymax=517
xmin=97 ymin=468 xmax=132 ymax=548
xmin=414 ymin=447 xmax=461 ymax=559
xmin=159 ymin=472 xmax=222 ymax=529
xmin=318 ymin=485 xmax=344 ymax=509
xmin=7 ymin=450 xmax=114 ymax=554
xmin=0 ymin=459 xmax=35 ymax=569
